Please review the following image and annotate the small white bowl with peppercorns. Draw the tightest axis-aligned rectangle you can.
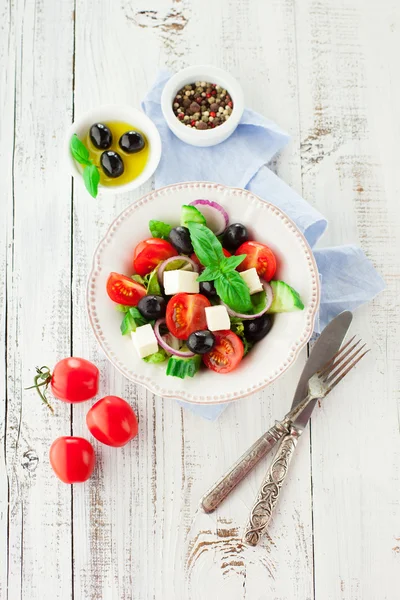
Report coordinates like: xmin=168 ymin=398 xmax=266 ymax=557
xmin=161 ymin=65 xmax=244 ymax=147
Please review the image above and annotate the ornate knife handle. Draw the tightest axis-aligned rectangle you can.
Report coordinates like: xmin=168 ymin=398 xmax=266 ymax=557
xmin=201 ymin=421 xmax=289 ymax=513
xmin=243 ymin=426 xmax=300 ymax=546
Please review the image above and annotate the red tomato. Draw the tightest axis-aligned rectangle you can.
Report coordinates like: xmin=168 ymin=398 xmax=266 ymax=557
xmin=166 ymin=293 xmax=211 ymax=340
xmin=133 ymin=238 xmax=176 ymax=277
xmin=86 ymin=396 xmax=138 ymax=447
xmin=203 ymin=330 xmax=244 ymax=374
xmin=236 ymin=241 xmax=277 ymax=281
xmin=190 ymin=248 xmax=231 ymax=268
xmin=106 ymin=272 xmax=147 ymax=306
xmin=49 ymin=436 xmax=95 ymax=483
xmin=51 ymin=357 xmax=99 ymax=403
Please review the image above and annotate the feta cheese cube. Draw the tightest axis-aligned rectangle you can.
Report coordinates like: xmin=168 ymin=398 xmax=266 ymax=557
xmin=205 ymin=305 xmax=231 ymax=332
xmin=131 ymin=324 xmax=158 ymax=358
xmin=163 ymin=269 xmax=200 ymax=295
xmin=240 ymin=267 xmax=263 ymax=294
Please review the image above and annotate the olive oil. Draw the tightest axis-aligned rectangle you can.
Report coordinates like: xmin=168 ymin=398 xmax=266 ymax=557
xmin=85 ymin=121 xmax=149 ymax=187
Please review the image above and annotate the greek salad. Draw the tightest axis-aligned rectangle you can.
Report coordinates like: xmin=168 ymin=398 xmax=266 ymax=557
xmin=106 ymin=200 xmax=304 ymax=379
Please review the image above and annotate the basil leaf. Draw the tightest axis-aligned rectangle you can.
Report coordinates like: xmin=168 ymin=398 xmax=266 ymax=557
xmin=219 ymin=254 xmax=246 ymax=273
xmin=187 ymin=222 xmax=224 ymax=267
xmin=144 ymin=267 xmax=161 ymax=295
xmin=250 ymin=290 xmax=267 ymax=314
xmin=149 ymin=220 xmax=172 ymax=240
xmin=196 ymin=266 xmax=222 ymax=283
xmin=215 ymin=271 xmax=252 ymax=313
xmin=70 ymin=134 xmax=91 ymax=166
xmin=83 ymin=163 xmax=100 ymax=198
xmin=143 ymin=348 xmax=168 ymax=364
xmin=131 ymin=274 xmax=145 ymax=285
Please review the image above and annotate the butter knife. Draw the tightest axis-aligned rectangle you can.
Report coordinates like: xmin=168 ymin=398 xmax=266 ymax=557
xmin=201 ymin=311 xmax=353 ymax=513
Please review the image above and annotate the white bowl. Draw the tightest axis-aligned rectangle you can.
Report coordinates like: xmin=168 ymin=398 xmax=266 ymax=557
xmin=87 ymin=182 xmax=320 ymax=405
xmin=161 ymin=65 xmax=244 ymax=147
xmin=65 ymin=105 xmax=162 ymax=195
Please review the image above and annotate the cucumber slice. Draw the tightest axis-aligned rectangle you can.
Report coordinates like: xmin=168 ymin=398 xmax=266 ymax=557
xmin=166 ymin=355 xmax=201 ymax=379
xmin=267 ymin=281 xmax=304 ymax=313
xmin=181 ymin=205 xmax=206 ymax=227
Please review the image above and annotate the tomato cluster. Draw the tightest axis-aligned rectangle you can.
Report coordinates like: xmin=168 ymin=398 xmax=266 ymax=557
xmin=106 ymin=235 xmax=277 ymax=375
xmin=30 ymin=357 xmax=138 ymax=484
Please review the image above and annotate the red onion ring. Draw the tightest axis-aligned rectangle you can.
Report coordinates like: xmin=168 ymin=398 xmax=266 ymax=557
xmin=189 ymin=199 xmax=229 ymax=235
xmin=223 ymin=281 xmax=273 ymax=319
xmin=157 ymin=255 xmax=199 ymax=286
xmin=154 ymin=319 xmax=195 ymax=358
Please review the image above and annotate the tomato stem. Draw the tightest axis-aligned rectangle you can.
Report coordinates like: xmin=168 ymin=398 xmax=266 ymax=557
xmin=25 ymin=366 xmax=54 ymax=414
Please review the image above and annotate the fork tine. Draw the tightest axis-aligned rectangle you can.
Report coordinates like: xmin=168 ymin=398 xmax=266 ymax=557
xmin=326 ymin=348 xmax=370 ymax=391
xmin=324 ymin=343 xmax=367 ymax=384
xmin=318 ymin=335 xmax=358 ymax=379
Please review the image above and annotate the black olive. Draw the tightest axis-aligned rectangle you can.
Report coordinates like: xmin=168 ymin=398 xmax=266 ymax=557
xmin=168 ymin=226 xmax=193 ymax=254
xmin=199 ymin=280 xmax=217 ymax=297
xmin=243 ymin=314 xmax=273 ymax=342
xmin=222 ymin=223 xmax=249 ymax=251
xmin=187 ymin=330 xmax=216 ymax=355
xmin=89 ymin=123 xmax=112 ymax=149
xmin=100 ymin=151 xmax=124 ymax=178
xmin=137 ymin=295 xmax=166 ymax=320
xmin=119 ymin=131 xmax=145 ymax=154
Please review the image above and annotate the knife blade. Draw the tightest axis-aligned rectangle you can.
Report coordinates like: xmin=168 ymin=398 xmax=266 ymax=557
xmin=291 ymin=310 xmax=353 ymax=429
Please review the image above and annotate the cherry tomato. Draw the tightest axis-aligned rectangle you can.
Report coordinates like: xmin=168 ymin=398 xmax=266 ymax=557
xmin=30 ymin=358 xmax=99 ymax=412
xmin=49 ymin=436 xmax=95 ymax=484
xmin=190 ymin=248 xmax=231 ymax=268
xmin=203 ymin=330 xmax=244 ymax=374
xmin=133 ymin=238 xmax=176 ymax=277
xmin=86 ymin=396 xmax=138 ymax=447
xmin=51 ymin=357 xmax=99 ymax=403
xmin=235 ymin=241 xmax=277 ymax=281
xmin=166 ymin=293 xmax=211 ymax=340
xmin=106 ymin=272 xmax=147 ymax=306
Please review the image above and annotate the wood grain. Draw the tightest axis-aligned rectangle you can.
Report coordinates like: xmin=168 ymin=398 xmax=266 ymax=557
xmin=0 ymin=0 xmax=399 ymax=598
xmin=295 ymin=1 xmax=400 ymax=598
xmin=0 ymin=0 xmax=75 ymax=598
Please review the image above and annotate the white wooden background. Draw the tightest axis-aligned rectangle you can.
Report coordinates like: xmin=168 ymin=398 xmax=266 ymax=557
xmin=1 ymin=0 xmax=399 ymax=598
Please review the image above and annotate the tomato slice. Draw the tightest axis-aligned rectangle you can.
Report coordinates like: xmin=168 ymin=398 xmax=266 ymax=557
xmin=166 ymin=293 xmax=211 ymax=340
xmin=106 ymin=272 xmax=147 ymax=306
xmin=190 ymin=247 xmax=231 ymax=268
xmin=133 ymin=238 xmax=176 ymax=277
xmin=235 ymin=241 xmax=277 ymax=281
xmin=203 ymin=330 xmax=244 ymax=374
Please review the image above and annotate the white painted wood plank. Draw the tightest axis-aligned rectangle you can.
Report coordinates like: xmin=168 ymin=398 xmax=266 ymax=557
xmin=71 ymin=1 xmax=313 ymax=598
xmin=0 ymin=0 xmax=16 ymax=595
xmin=1 ymin=0 xmax=75 ymax=598
xmin=295 ymin=0 xmax=400 ymax=598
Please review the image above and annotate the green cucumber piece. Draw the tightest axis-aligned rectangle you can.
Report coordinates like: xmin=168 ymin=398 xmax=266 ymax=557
xmin=181 ymin=205 xmax=206 ymax=227
xmin=268 ymin=281 xmax=305 ymax=313
xmin=166 ymin=355 xmax=201 ymax=379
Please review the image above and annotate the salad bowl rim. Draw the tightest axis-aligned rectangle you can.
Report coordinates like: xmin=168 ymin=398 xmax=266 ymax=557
xmin=87 ymin=181 xmax=320 ymax=404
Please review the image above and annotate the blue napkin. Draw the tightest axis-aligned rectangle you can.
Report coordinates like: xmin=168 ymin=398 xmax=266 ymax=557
xmin=142 ymin=71 xmax=385 ymax=421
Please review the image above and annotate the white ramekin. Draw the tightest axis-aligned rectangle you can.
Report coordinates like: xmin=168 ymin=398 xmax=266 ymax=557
xmin=161 ymin=65 xmax=244 ymax=147
xmin=65 ymin=105 xmax=162 ymax=195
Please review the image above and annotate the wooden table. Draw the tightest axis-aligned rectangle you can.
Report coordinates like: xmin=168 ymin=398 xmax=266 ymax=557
xmin=1 ymin=0 xmax=399 ymax=598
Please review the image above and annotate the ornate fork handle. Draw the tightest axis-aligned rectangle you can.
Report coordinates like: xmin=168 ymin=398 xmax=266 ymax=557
xmin=201 ymin=421 xmax=289 ymax=513
xmin=243 ymin=426 xmax=300 ymax=546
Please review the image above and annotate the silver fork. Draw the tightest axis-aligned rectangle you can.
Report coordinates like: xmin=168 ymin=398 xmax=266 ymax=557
xmin=243 ymin=338 xmax=369 ymax=546
xmin=201 ymin=336 xmax=368 ymax=514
